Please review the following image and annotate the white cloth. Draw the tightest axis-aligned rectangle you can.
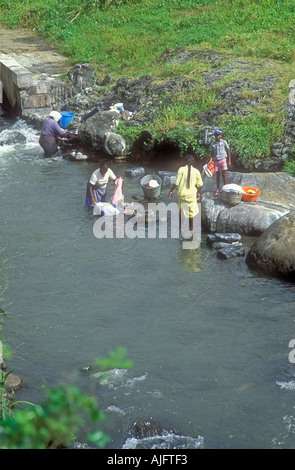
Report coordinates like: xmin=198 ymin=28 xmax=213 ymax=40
xmin=221 ymin=184 xmax=246 ymax=194
xmin=148 ymin=179 xmax=159 ymax=188
xmin=93 ymin=202 xmax=120 ymax=216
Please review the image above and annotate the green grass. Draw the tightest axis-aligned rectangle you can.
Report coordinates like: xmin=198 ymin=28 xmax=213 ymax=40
xmin=0 ymin=0 xmax=294 ymax=170
xmin=1 ymin=0 xmax=294 ymax=73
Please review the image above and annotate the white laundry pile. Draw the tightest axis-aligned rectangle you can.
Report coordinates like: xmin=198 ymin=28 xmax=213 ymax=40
xmin=221 ymin=184 xmax=246 ymax=194
xmin=148 ymin=179 xmax=160 ymax=188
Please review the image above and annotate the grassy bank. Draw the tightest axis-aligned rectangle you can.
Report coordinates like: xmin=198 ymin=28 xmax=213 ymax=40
xmin=0 ymin=0 xmax=294 ymax=168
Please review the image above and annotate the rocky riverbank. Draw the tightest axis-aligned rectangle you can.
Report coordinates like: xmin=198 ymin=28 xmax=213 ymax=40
xmin=1 ymin=26 xmax=295 ymax=170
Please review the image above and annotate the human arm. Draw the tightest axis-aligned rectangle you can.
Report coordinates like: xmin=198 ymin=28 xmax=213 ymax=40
xmin=52 ymin=120 xmax=72 ymax=139
xmin=195 ymin=170 xmax=203 ymax=201
xmin=208 ymin=143 xmax=214 ymax=163
xmin=169 ymin=183 xmax=177 ymax=200
xmin=88 ymin=183 xmax=97 ymax=205
xmin=226 ymin=148 xmax=231 ymax=167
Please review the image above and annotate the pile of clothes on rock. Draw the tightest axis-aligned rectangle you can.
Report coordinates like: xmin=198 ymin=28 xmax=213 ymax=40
xmin=109 ymin=102 xmax=136 ymax=121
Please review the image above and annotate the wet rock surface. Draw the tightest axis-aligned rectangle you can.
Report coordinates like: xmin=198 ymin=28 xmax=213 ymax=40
xmin=201 ymin=171 xmax=295 ymax=236
xmin=246 ymin=211 xmax=295 ymax=282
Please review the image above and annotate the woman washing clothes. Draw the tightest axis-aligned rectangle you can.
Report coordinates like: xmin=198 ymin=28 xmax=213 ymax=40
xmin=85 ymin=162 xmax=118 ymax=206
xmin=39 ymin=110 xmax=76 ymax=158
xmin=169 ymin=154 xmax=203 ymax=235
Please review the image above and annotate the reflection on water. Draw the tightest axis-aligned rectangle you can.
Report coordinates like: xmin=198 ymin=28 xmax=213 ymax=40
xmin=1 ymin=120 xmax=295 ymax=449
xmin=177 ymin=242 xmax=207 ymax=273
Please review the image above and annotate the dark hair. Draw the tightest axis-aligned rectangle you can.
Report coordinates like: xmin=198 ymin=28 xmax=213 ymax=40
xmin=100 ymin=162 xmax=108 ymax=175
xmin=185 ymin=154 xmax=194 ymax=189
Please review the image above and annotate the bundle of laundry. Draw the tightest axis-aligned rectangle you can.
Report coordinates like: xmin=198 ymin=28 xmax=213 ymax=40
xmin=110 ymin=103 xmax=133 ymax=120
xmin=93 ymin=202 xmax=122 ymax=217
xmin=109 ymin=176 xmax=124 ymax=207
xmin=221 ymin=184 xmax=247 ymax=194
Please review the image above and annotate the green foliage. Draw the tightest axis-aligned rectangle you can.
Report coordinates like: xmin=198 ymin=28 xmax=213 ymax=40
xmin=0 ymin=384 xmax=107 ymax=449
xmin=221 ymin=113 xmax=284 ymax=167
xmin=156 ymin=124 xmax=207 ymax=158
xmin=0 ymin=347 xmax=133 ymax=449
xmin=0 ymin=371 xmax=14 ymax=421
xmin=94 ymin=346 xmax=134 ymax=371
xmin=283 ymin=157 xmax=295 ymax=177
xmin=0 ymin=0 xmax=294 ymax=69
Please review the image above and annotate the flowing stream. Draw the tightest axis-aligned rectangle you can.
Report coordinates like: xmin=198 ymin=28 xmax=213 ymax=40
xmin=1 ymin=118 xmax=295 ymax=449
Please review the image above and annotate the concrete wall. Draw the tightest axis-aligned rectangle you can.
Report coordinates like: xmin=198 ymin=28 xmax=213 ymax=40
xmin=0 ymin=56 xmax=69 ymax=117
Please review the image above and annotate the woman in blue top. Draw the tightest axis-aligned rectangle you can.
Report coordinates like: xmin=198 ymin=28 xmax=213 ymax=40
xmin=39 ymin=110 xmax=73 ymax=158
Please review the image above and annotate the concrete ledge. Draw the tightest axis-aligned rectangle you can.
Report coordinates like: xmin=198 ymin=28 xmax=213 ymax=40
xmin=0 ymin=56 xmax=32 ymax=109
xmin=0 ymin=57 xmax=32 ymax=87
xmin=0 ymin=55 xmax=69 ymax=116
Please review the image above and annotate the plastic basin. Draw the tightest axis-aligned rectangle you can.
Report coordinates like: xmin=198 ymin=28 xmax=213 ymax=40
xmin=60 ymin=111 xmax=75 ymax=128
xmin=242 ymin=186 xmax=260 ymax=202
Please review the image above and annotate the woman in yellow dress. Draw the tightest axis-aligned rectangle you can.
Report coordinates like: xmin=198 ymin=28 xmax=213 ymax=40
xmin=169 ymin=155 xmax=203 ymax=235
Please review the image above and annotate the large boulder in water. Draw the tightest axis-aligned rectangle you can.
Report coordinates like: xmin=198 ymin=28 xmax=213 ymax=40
xmin=246 ymin=211 xmax=295 ymax=282
xmin=78 ymin=110 xmax=120 ymax=149
xmin=201 ymin=171 xmax=295 ymax=235
xmin=201 ymin=192 xmax=288 ymax=235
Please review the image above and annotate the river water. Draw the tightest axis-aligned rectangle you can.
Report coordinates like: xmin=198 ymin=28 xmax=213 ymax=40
xmin=1 ymin=118 xmax=295 ymax=450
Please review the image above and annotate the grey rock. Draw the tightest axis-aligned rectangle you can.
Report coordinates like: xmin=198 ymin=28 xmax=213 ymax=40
xmin=217 ymin=246 xmax=245 ymax=259
xmin=206 ymin=234 xmax=217 ymax=246
xmin=158 ymin=171 xmax=177 ymax=186
xmin=125 ymin=167 xmax=145 ymax=177
xmin=246 ymin=211 xmax=295 ymax=282
xmin=68 ymin=151 xmax=88 ymax=162
xmin=201 ymin=171 xmax=295 ymax=236
xmin=201 ymin=192 xmax=288 ymax=236
xmin=78 ymin=110 xmax=120 ymax=150
xmin=214 ymin=232 xmax=242 ymax=243
xmin=212 ymin=241 xmax=242 ymax=249
xmin=68 ymin=63 xmax=96 ymax=94
xmin=104 ymin=132 xmax=126 ymax=156
xmin=0 ymin=130 xmax=26 ymax=145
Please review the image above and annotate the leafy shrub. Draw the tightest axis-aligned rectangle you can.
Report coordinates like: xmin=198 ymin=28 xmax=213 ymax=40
xmin=283 ymin=157 xmax=295 ymax=177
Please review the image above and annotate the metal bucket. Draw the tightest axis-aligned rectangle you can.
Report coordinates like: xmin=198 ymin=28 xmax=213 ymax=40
xmin=140 ymin=174 xmax=162 ymax=199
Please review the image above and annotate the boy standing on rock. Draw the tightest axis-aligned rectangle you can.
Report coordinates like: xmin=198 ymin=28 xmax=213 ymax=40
xmin=208 ymin=128 xmax=231 ymax=197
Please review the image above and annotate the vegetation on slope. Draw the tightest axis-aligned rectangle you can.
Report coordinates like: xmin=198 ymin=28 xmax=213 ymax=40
xmin=0 ymin=0 xmax=294 ymax=168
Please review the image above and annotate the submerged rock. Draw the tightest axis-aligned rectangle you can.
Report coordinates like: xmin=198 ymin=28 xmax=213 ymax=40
xmin=132 ymin=418 xmax=177 ymax=439
xmin=158 ymin=171 xmax=177 ymax=186
xmin=217 ymin=246 xmax=245 ymax=259
xmin=125 ymin=167 xmax=145 ymax=177
xmin=212 ymin=241 xmax=242 ymax=249
xmin=0 ymin=130 xmax=26 ymax=145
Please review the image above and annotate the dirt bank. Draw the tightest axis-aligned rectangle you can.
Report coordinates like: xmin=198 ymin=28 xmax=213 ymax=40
xmin=0 ymin=25 xmax=70 ymax=78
